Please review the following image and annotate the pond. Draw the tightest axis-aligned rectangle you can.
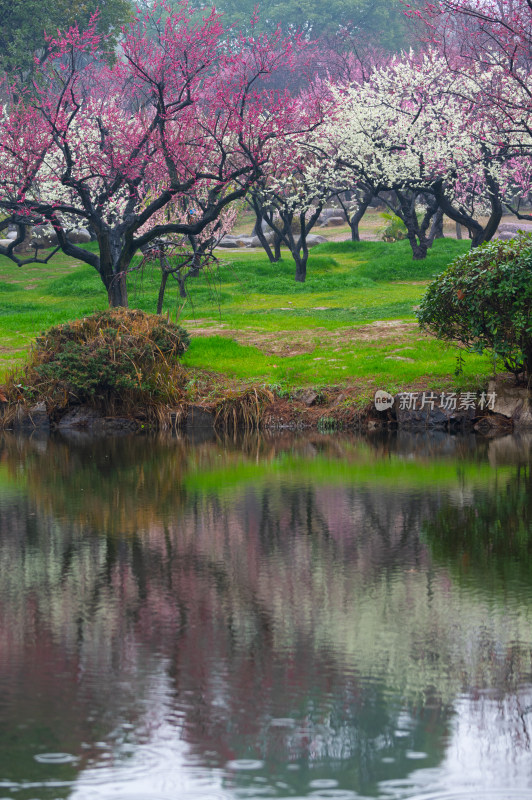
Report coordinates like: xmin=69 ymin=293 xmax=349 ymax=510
xmin=1 ymin=429 xmax=532 ymax=800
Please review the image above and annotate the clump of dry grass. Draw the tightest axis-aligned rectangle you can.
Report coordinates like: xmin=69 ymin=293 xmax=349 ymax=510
xmin=213 ymin=386 xmax=274 ymax=432
xmin=1 ymin=309 xmax=190 ymax=426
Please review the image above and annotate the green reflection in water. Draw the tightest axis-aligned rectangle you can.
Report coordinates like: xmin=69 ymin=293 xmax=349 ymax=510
xmin=425 ymin=462 xmax=532 ymax=593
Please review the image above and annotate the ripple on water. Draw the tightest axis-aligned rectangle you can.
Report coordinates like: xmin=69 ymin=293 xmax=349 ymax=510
xmin=269 ymin=717 xmax=297 ymax=728
xmin=80 ymin=793 xmax=228 ymax=800
xmin=406 ymin=792 xmax=532 ymax=800
xmin=309 ymin=778 xmax=338 ymax=789
xmin=34 ymin=752 xmax=79 ymax=764
xmin=308 ymin=780 xmax=340 ymax=789
xmin=226 ymin=759 xmax=265 ymax=771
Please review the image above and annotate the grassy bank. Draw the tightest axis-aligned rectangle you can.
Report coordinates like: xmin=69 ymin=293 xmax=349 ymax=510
xmin=0 ymin=237 xmax=495 ymax=402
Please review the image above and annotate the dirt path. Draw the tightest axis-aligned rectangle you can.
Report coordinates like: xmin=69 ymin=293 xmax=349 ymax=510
xmin=187 ymin=320 xmax=423 ymax=356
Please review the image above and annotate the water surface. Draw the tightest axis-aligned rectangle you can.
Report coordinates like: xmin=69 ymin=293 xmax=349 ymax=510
xmin=1 ymin=430 xmax=532 ymax=800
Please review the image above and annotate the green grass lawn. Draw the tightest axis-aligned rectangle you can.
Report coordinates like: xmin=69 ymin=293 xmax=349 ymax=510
xmin=0 ymin=237 xmax=497 ymax=393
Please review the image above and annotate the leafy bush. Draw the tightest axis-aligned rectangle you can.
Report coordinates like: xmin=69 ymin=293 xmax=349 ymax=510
xmin=23 ymin=309 xmax=190 ymax=406
xmin=379 ymin=212 xmax=407 ymax=242
xmin=417 ymin=235 xmax=532 ymax=380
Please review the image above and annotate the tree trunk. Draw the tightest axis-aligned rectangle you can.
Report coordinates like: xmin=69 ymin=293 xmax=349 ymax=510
xmin=256 ymin=226 xmax=279 ymax=263
xmin=250 ymin=198 xmax=280 ymax=263
xmin=433 ymin=170 xmax=503 ymax=250
xmin=107 ymin=272 xmax=128 ymax=307
xmin=389 ymin=191 xmax=435 ymax=260
xmin=98 ymin=233 xmax=129 ymax=308
xmin=408 ymin=235 xmax=429 ymax=260
xmin=290 ymin=208 xmax=319 ymax=282
xmin=188 ymin=247 xmax=201 ymax=277
xmin=334 ymin=188 xmax=373 ymax=243
xmin=156 ymin=269 xmax=169 ymax=314
xmin=294 ymin=254 xmax=307 ymax=282
xmin=349 ymin=207 xmax=364 ymax=241
xmin=429 ymin=207 xmax=444 ymax=243
xmin=349 ymin=191 xmax=373 ymax=242
xmin=470 ymin=228 xmax=490 ymax=248
xmin=455 ymin=222 xmax=463 ymax=239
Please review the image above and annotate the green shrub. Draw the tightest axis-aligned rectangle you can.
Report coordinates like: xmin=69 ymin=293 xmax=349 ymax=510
xmin=379 ymin=212 xmax=407 ymax=242
xmin=417 ymin=235 xmax=532 ymax=380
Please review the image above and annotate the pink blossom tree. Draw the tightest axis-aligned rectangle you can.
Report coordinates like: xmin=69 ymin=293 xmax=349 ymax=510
xmin=137 ymin=187 xmax=241 ymax=312
xmin=0 ymin=2 xmax=319 ymax=307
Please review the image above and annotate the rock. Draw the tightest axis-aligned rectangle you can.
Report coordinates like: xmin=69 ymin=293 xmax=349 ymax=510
xmin=299 ymin=389 xmax=319 ymax=407
xmin=306 ymin=234 xmax=328 ymax=246
xmin=498 ymin=221 xmax=532 ymax=231
xmin=318 ymin=207 xmax=347 ymax=223
xmin=218 ymin=230 xmax=322 ymax=249
xmin=29 ymin=226 xmax=90 ymax=248
xmin=394 ymin=392 xmax=475 ymax=429
xmin=96 ymin=417 xmax=140 ymax=434
xmin=33 ymin=224 xmax=57 ymax=239
xmin=247 ymin=231 xmax=277 ymax=247
xmin=256 ymin=219 xmax=278 ymax=234
xmin=495 ymin=221 xmax=532 ymax=239
xmin=30 ymin=237 xmax=55 ymax=249
xmin=320 ymin=216 xmax=345 ymax=227
xmin=474 ymin=414 xmax=514 ymax=437
xmin=67 ymin=228 xmax=91 ymax=244
xmin=12 ymin=402 xmax=50 ymax=433
xmin=30 ymin=225 xmax=58 ymax=248
xmin=366 ymin=418 xmax=387 ymax=431
xmin=186 ymin=405 xmax=215 ymax=431
xmin=57 ymin=406 xmax=139 ymax=434
xmin=488 ymin=378 xmax=532 ymax=427
xmin=332 ymin=393 xmax=347 ymax=407
xmin=219 ymin=235 xmax=253 ymax=248
xmin=14 ymin=232 xmax=36 ymax=253
xmin=58 ymin=407 xmax=105 ymax=430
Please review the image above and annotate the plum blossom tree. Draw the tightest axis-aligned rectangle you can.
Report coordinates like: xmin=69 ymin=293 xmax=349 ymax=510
xmin=0 ymin=2 xmax=321 ymax=307
xmin=417 ymin=0 xmax=532 ymax=118
xmin=417 ymin=0 xmax=532 ymax=222
xmin=137 ymin=187 xmax=240 ymax=312
xmin=324 ymin=50 xmax=517 ymax=256
xmin=247 ymin=123 xmax=337 ymax=281
xmin=331 ymin=183 xmax=375 ymax=241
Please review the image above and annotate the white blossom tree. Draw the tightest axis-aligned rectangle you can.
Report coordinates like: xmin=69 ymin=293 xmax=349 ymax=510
xmin=323 ymin=51 xmax=526 ymax=256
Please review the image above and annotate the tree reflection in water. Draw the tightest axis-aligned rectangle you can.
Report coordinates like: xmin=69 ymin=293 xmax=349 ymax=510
xmin=0 ymin=431 xmax=530 ymax=799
